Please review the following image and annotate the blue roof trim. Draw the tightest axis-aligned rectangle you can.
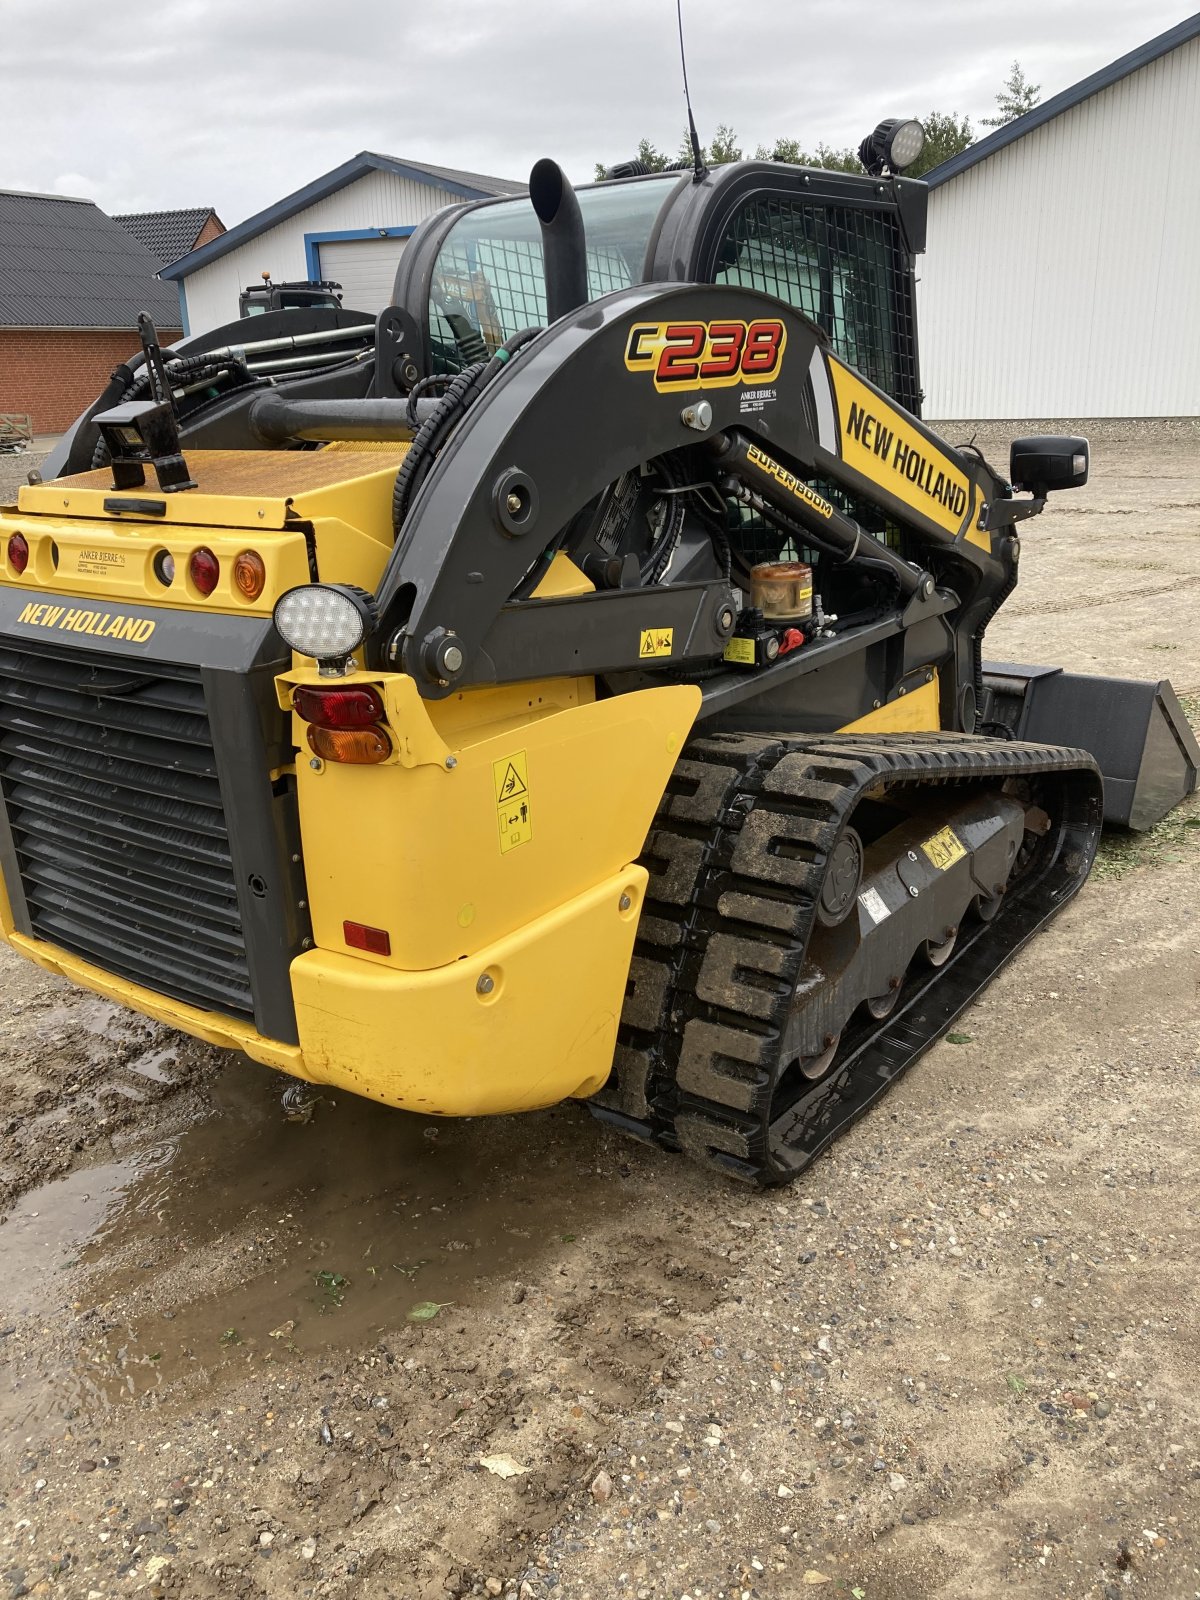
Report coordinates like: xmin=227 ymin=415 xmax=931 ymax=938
xmin=160 ymin=152 xmax=502 ymax=280
xmin=925 ymin=13 xmax=1200 ymax=188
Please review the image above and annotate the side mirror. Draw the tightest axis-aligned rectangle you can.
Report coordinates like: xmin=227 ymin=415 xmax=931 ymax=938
xmin=1010 ymin=435 xmax=1089 ymax=496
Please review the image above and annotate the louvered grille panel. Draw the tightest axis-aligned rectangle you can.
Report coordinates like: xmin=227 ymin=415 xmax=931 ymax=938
xmin=0 ymin=640 xmax=253 ymax=1020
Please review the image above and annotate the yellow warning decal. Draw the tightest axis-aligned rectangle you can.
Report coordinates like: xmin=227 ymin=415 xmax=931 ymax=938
xmin=723 ymin=637 xmax=756 ymax=665
xmin=493 ymin=751 xmax=529 ymax=805
xmin=493 ymin=750 xmax=533 ymax=854
xmin=639 ymin=628 xmax=674 ymax=659
xmin=921 ymin=826 xmax=967 ymax=871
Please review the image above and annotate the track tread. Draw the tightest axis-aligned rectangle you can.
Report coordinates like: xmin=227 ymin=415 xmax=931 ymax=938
xmin=591 ymin=731 xmax=1103 ymax=1184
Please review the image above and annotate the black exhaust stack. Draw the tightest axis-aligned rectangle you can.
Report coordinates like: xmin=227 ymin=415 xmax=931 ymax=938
xmin=529 ymin=158 xmax=588 ymax=324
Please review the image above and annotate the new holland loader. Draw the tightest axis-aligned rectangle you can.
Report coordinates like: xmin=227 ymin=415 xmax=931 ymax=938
xmin=1 ymin=131 xmax=1195 ymax=1183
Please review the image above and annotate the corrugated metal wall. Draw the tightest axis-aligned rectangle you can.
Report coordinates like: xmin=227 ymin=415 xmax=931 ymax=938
xmin=181 ymin=169 xmax=462 ymax=334
xmin=918 ymin=34 xmax=1200 ymax=418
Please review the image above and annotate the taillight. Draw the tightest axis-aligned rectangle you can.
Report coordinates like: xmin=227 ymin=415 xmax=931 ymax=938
xmin=233 ymin=550 xmax=266 ymax=601
xmin=343 ymin=920 xmax=391 ymax=955
xmin=8 ymin=533 xmax=29 ymax=575
xmin=307 ymin=725 xmax=391 ymax=765
xmin=189 ymin=547 xmax=219 ymax=596
xmin=293 ymin=684 xmax=385 ymax=729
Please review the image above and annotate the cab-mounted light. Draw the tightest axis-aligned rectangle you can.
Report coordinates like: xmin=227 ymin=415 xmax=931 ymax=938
xmin=858 ymin=118 xmax=926 ymax=177
xmin=273 ymin=584 xmax=378 ymax=676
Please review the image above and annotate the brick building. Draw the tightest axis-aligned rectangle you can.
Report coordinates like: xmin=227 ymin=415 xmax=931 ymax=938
xmin=0 ymin=189 xmax=183 ymax=434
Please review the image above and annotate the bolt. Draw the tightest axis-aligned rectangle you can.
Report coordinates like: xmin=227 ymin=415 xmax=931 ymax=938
xmin=907 ymin=850 xmax=918 ymax=861
xmin=442 ymin=643 xmax=464 ymax=674
xmin=298 ymin=899 xmax=307 ymax=910
xmin=680 ymin=400 xmax=713 ymax=432
xmin=506 ymin=491 xmax=523 ymax=515
xmin=873 ymin=699 xmax=882 ymax=709
xmin=619 ymin=892 xmax=632 ymax=912
xmin=718 ymin=606 xmax=735 ymax=632
xmin=444 ymin=755 xmax=458 ymax=770
xmin=309 ymin=757 xmax=323 ymax=771
xmin=898 ymin=687 xmax=906 ymax=696
xmin=476 ymin=973 xmax=495 ymax=995
xmin=301 ymin=937 xmax=313 ymax=950
xmin=908 ymin=885 xmax=919 ymax=898
xmin=291 ymin=853 xmax=301 ymax=863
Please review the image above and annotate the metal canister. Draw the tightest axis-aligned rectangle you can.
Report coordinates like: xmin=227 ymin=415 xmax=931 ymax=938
xmin=750 ymin=561 xmax=813 ymax=621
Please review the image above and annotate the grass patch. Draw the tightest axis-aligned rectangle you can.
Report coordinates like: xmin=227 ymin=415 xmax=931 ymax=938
xmin=1091 ymin=693 xmax=1200 ymax=881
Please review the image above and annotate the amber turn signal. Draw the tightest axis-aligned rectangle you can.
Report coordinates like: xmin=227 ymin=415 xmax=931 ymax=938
xmin=307 ymin=725 xmax=391 ymax=764
xmin=233 ymin=550 xmax=266 ymax=600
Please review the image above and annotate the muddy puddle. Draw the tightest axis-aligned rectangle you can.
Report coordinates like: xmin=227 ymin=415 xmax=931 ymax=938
xmin=0 ymin=1060 xmax=607 ymax=1450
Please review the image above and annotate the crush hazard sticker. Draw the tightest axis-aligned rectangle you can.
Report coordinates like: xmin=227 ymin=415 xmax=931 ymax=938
xmin=921 ymin=827 xmax=967 ymax=871
xmin=624 ymin=319 xmax=786 ymax=392
xmin=493 ymin=750 xmax=532 ymax=854
xmin=639 ymin=628 xmax=673 ymax=659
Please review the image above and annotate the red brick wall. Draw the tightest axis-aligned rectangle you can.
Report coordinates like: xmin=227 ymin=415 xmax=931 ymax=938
xmin=193 ymin=213 xmax=225 ymax=248
xmin=0 ymin=327 xmax=181 ymax=435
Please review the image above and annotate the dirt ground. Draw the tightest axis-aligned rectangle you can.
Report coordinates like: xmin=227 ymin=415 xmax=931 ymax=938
xmin=0 ymin=425 xmax=1198 ymax=1600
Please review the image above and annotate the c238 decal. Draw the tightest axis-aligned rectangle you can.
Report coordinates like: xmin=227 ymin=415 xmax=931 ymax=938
xmin=624 ymin=318 xmax=786 ymax=392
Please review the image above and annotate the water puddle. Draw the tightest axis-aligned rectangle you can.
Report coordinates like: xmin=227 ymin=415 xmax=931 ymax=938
xmin=0 ymin=1063 xmax=604 ymax=1447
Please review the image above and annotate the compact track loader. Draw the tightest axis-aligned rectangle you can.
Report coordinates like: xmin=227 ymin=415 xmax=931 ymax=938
xmin=2 ymin=152 xmax=1196 ymax=1184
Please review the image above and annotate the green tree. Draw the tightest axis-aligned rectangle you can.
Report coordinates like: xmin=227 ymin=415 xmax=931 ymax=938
xmin=708 ymin=123 xmax=743 ymax=164
xmin=754 ymin=138 xmax=859 ymax=173
xmin=593 ymin=137 xmax=675 ymax=181
xmin=904 ymin=111 xmax=974 ymax=178
xmin=981 ymin=61 xmax=1040 ymax=128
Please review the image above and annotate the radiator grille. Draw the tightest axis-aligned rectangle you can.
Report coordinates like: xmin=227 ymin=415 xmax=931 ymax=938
xmin=0 ymin=639 xmax=253 ymax=1020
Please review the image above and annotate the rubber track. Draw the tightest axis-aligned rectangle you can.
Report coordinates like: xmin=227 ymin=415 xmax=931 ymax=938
xmin=590 ymin=731 xmax=1102 ymax=1185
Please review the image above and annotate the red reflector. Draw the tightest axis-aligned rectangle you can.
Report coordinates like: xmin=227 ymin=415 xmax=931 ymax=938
xmin=293 ymin=684 xmax=385 ymax=728
xmin=344 ymin=920 xmax=391 ymax=955
xmin=307 ymin=725 xmax=391 ymax=764
xmin=189 ymin=546 xmax=220 ymax=596
xmin=8 ymin=533 xmax=29 ymax=575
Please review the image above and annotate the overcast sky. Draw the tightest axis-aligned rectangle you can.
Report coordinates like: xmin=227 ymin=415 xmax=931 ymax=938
xmin=7 ymin=0 xmax=1194 ymax=221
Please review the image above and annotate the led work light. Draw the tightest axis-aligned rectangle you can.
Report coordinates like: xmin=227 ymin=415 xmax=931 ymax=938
xmin=858 ymin=118 xmax=926 ymax=177
xmin=273 ymin=584 xmax=378 ymax=676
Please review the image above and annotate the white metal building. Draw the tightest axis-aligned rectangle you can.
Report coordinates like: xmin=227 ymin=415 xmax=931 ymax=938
xmin=160 ymin=152 xmax=523 ymax=336
xmin=918 ymin=14 xmax=1200 ymax=419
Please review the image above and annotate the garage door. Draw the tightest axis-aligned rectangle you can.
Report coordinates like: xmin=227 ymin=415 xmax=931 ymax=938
xmin=317 ymin=238 xmax=408 ymax=315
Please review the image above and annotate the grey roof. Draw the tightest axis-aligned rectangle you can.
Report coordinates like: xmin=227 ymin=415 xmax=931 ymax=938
xmin=160 ymin=151 xmax=525 ymax=281
xmin=926 ymin=13 xmax=1200 ymax=188
xmin=0 ymin=189 xmax=180 ymax=330
xmin=113 ymin=207 xmax=222 ymax=265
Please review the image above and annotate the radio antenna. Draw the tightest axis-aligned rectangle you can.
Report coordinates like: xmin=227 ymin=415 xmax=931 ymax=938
xmin=676 ymin=0 xmax=709 ymax=182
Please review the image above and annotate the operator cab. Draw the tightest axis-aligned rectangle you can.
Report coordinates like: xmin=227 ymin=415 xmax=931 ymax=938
xmin=393 ymin=161 xmax=927 ymax=416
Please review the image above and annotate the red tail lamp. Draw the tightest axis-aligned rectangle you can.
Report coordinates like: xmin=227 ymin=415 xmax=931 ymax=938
xmin=307 ymin=725 xmax=391 ymax=765
xmin=189 ymin=547 xmax=220 ymax=596
xmin=8 ymin=533 xmax=29 ymax=575
xmin=292 ymin=684 xmax=385 ymax=729
xmin=343 ymin=920 xmax=391 ymax=956
xmin=233 ymin=550 xmax=266 ymax=601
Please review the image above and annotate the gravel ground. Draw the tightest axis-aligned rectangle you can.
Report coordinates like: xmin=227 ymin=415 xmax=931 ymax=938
xmin=0 ymin=424 xmax=1198 ymax=1600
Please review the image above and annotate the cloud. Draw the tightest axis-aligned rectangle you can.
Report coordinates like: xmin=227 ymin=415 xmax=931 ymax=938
xmin=5 ymin=0 xmax=1191 ymax=220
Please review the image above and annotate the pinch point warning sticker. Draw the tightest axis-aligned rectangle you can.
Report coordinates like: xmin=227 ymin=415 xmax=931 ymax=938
xmin=921 ymin=826 xmax=967 ymax=871
xmin=493 ymin=750 xmax=532 ymax=853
